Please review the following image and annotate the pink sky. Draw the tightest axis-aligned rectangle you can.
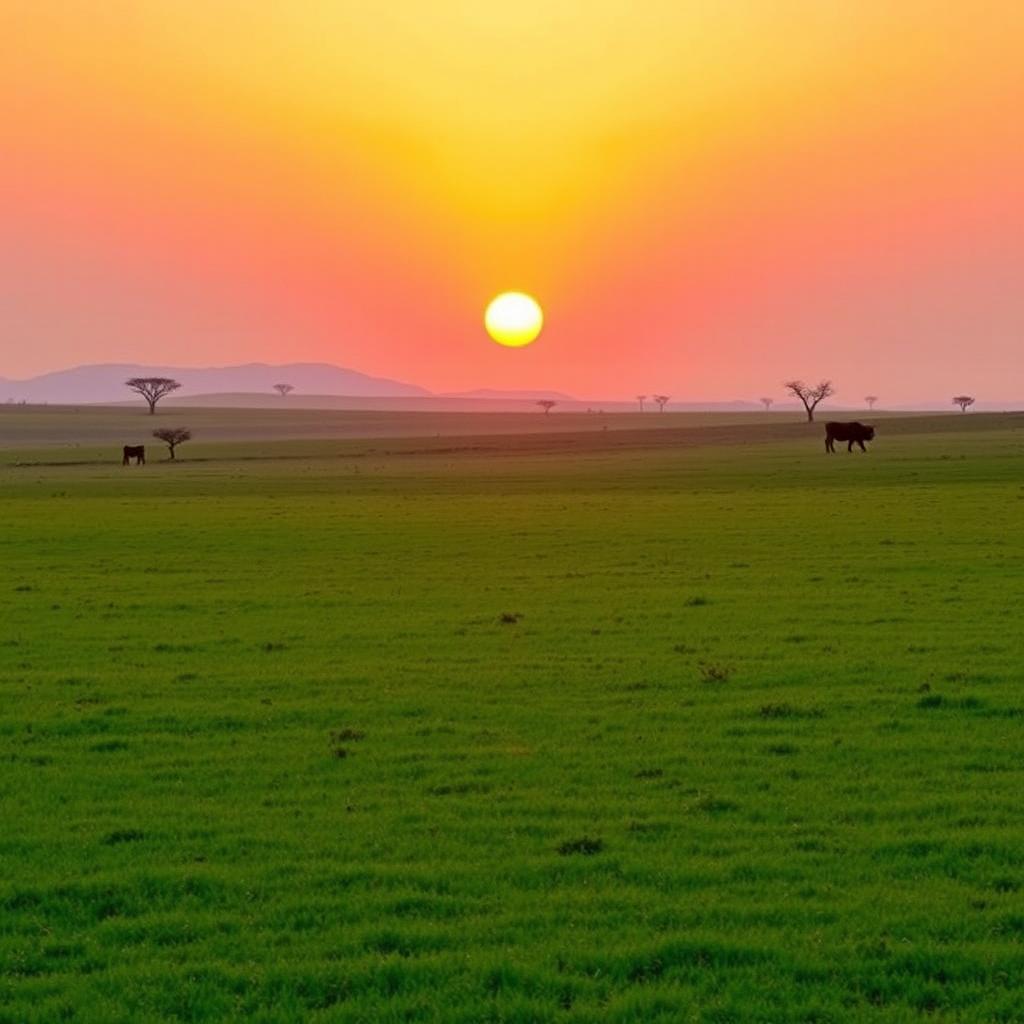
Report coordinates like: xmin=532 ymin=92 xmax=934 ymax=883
xmin=3 ymin=2 xmax=1023 ymax=401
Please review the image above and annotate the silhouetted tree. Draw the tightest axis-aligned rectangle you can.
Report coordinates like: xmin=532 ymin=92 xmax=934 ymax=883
xmin=152 ymin=427 xmax=191 ymax=460
xmin=126 ymin=377 xmax=181 ymax=414
xmin=953 ymin=395 xmax=975 ymax=413
xmin=783 ymin=379 xmax=835 ymax=422
xmin=637 ymin=394 xmax=647 ymax=412
xmin=760 ymin=397 xmax=774 ymax=411
xmin=865 ymin=395 xmax=878 ymax=409
xmin=537 ymin=400 xmax=556 ymax=415
xmin=273 ymin=383 xmax=294 ymax=397
xmin=653 ymin=394 xmax=670 ymax=412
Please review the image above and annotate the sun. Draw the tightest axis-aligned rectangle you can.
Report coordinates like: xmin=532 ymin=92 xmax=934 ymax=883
xmin=484 ymin=292 xmax=543 ymax=347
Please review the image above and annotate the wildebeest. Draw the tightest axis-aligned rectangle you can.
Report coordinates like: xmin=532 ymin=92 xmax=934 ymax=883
xmin=825 ymin=422 xmax=875 ymax=453
xmin=122 ymin=445 xmax=145 ymax=465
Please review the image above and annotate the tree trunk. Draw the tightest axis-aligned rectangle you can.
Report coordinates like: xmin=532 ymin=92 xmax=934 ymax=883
xmin=148 ymin=399 xmax=156 ymax=414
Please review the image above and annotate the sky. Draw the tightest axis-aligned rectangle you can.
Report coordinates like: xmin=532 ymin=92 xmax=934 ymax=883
xmin=3 ymin=1 xmax=1023 ymax=401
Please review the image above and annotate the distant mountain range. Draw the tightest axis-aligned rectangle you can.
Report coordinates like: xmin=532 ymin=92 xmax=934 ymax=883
xmin=0 ymin=362 xmax=431 ymax=404
xmin=0 ymin=362 xmax=591 ymax=408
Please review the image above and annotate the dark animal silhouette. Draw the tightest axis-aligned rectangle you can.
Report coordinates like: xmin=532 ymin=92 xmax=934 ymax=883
xmin=825 ymin=422 xmax=875 ymax=453
xmin=122 ymin=445 xmax=146 ymax=465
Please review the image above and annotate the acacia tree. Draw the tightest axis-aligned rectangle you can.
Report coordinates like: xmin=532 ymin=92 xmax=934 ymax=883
xmin=865 ymin=395 xmax=878 ymax=410
xmin=152 ymin=427 xmax=192 ymax=460
xmin=126 ymin=377 xmax=181 ymax=414
xmin=953 ymin=395 xmax=975 ymax=413
xmin=653 ymin=394 xmax=670 ymax=412
xmin=783 ymin=379 xmax=835 ymax=422
xmin=760 ymin=397 xmax=774 ymax=411
xmin=273 ymin=383 xmax=294 ymax=397
xmin=636 ymin=394 xmax=647 ymax=412
xmin=537 ymin=400 xmax=556 ymax=415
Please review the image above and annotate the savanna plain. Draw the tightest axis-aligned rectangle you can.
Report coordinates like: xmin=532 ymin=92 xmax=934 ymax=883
xmin=2 ymin=408 xmax=1024 ymax=1023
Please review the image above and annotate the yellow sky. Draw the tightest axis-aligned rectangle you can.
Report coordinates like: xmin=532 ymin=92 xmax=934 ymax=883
xmin=3 ymin=2 xmax=1023 ymax=396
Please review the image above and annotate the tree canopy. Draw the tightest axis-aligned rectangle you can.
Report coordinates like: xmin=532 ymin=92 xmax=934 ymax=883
xmin=126 ymin=377 xmax=181 ymax=414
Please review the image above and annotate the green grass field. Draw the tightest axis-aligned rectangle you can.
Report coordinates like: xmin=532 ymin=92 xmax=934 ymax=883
xmin=2 ymin=409 xmax=1024 ymax=1022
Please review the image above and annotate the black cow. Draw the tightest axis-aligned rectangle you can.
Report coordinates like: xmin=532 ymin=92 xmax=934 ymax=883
xmin=122 ymin=445 xmax=146 ymax=466
xmin=825 ymin=422 xmax=875 ymax=453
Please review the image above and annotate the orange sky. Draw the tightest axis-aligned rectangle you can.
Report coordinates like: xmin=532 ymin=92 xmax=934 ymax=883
xmin=3 ymin=1 xmax=1023 ymax=400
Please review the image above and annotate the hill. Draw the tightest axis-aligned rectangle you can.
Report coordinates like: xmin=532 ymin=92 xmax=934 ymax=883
xmin=440 ymin=388 xmax=576 ymax=401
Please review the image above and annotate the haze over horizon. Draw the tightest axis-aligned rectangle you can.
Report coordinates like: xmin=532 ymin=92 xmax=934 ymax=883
xmin=3 ymin=359 xmax=1024 ymax=410
xmin=4 ymin=3 xmax=1022 ymax=401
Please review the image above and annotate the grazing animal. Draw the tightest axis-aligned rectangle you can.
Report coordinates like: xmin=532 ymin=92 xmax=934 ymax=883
xmin=825 ymin=422 xmax=875 ymax=453
xmin=122 ymin=445 xmax=146 ymax=466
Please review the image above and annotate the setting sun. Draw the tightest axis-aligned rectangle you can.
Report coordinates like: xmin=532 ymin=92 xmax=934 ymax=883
xmin=484 ymin=292 xmax=544 ymax=347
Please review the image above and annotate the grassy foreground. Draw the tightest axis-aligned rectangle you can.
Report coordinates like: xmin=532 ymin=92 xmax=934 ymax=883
xmin=2 ymin=412 xmax=1024 ymax=1022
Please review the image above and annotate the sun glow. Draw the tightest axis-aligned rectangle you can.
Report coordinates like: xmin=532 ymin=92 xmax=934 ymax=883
xmin=484 ymin=292 xmax=544 ymax=347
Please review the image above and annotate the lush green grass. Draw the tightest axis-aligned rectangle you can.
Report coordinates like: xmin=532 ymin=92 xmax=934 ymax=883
xmin=2 ymin=412 xmax=1024 ymax=1022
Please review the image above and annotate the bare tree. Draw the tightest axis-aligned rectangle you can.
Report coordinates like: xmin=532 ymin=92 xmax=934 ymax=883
xmin=783 ymin=379 xmax=835 ymax=422
xmin=636 ymin=394 xmax=647 ymax=412
xmin=126 ymin=377 xmax=181 ymax=414
xmin=865 ymin=395 xmax=878 ymax=410
xmin=537 ymin=400 xmax=556 ymax=415
xmin=760 ymin=397 xmax=774 ymax=411
xmin=653 ymin=394 xmax=670 ymax=412
xmin=152 ymin=427 xmax=192 ymax=460
xmin=273 ymin=383 xmax=294 ymax=397
xmin=952 ymin=395 xmax=975 ymax=413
